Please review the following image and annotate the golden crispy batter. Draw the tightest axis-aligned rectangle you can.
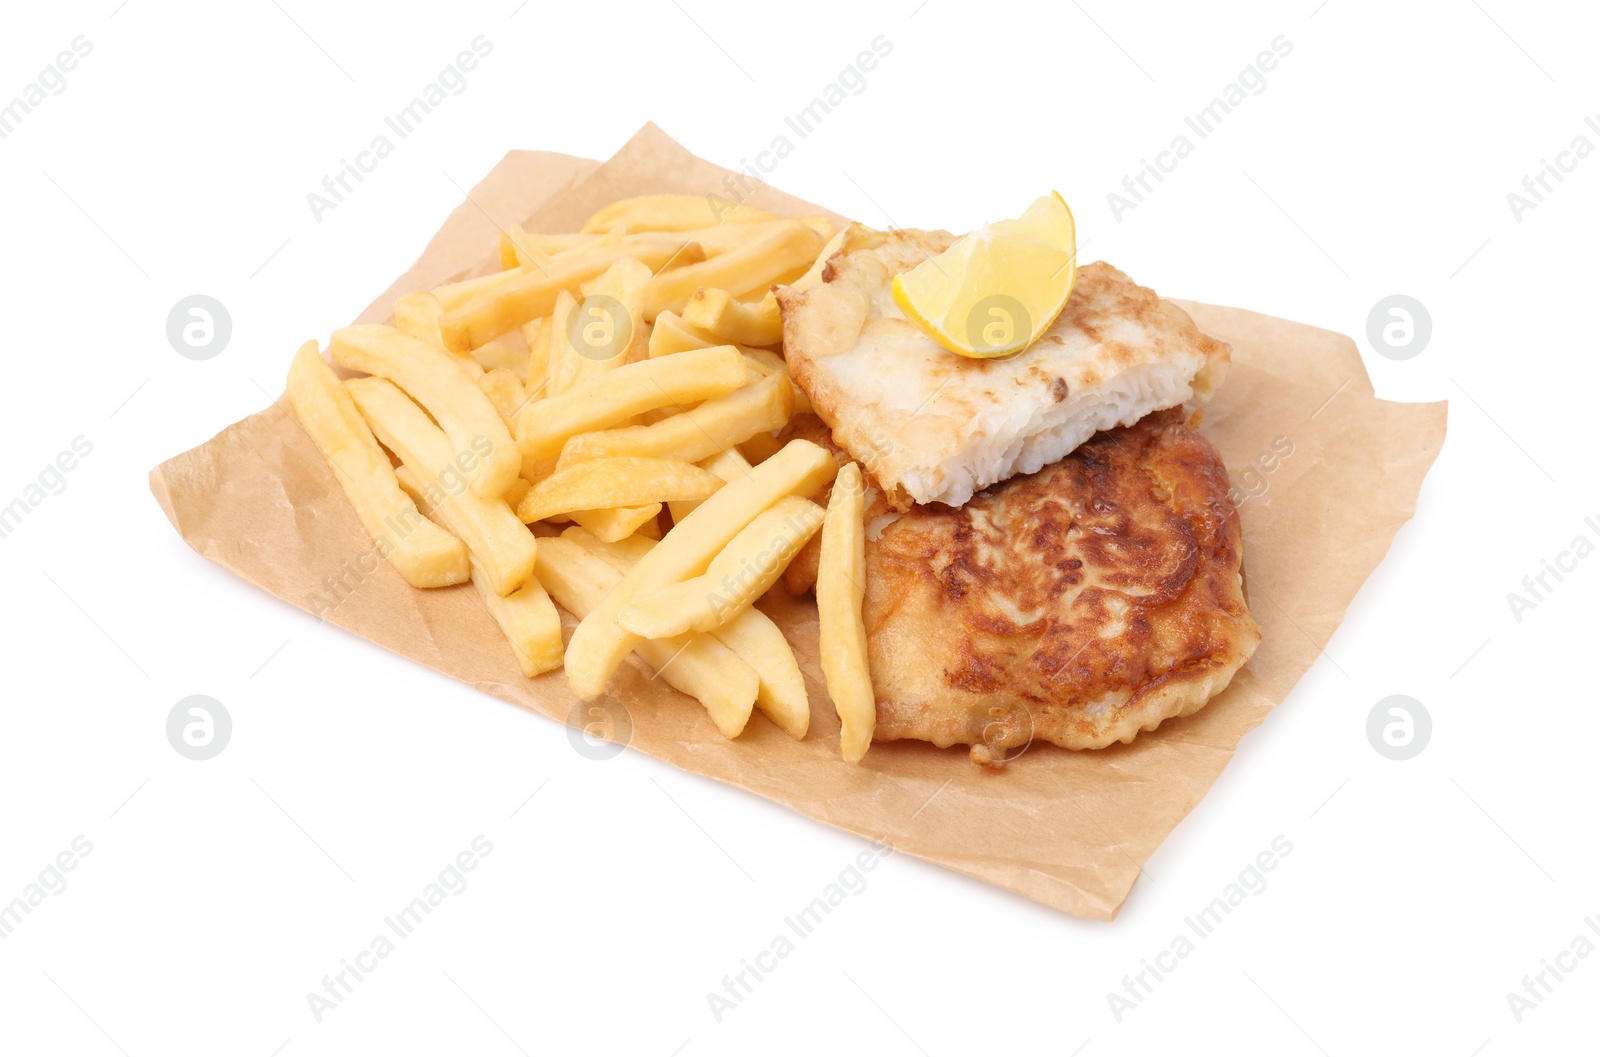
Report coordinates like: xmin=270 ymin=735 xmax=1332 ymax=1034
xmin=862 ymin=409 xmax=1259 ymax=764
xmin=778 ymin=226 xmax=1231 ymax=510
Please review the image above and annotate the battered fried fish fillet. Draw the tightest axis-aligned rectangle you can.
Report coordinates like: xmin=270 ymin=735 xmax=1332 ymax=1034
xmin=777 ymin=226 xmax=1231 ymax=511
xmin=862 ymin=408 xmax=1259 ymax=764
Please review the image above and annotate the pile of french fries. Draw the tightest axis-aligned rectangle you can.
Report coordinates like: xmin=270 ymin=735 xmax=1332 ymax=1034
xmin=285 ymin=194 xmax=874 ymax=761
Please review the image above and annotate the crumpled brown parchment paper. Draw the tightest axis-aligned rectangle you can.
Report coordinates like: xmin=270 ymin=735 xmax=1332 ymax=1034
xmin=150 ymin=124 xmax=1446 ymax=920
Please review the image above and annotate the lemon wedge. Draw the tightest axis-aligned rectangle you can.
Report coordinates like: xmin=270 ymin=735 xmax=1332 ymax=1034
xmin=891 ymin=192 xmax=1077 ymax=359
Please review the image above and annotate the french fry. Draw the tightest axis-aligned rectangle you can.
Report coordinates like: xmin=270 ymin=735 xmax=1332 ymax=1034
xmin=547 ymin=259 xmax=653 ymax=398
xmin=619 ymin=495 xmax=823 ymax=637
xmin=527 ymin=231 xmax=603 ymax=256
xmin=535 ymin=537 xmax=756 ymax=738
xmin=789 ymin=226 xmax=850 ymax=292
xmin=522 ymin=316 xmax=550 ymax=396
xmin=738 ymin=345 xmax=811 ymax=415
xmin=562 ymin=439 xmax=837 ymax=700
xmin=499 ymin=228 xmax=603 ymax=267
xmin=497 ymin=230 xmax=520 ymax=271
xmin=470 ymin=338 xmax=528 ymax=379
xmin=575 ymin=257 xmax=651 ymax=362
xmin=648 ymin=313 xmax=805 ymax=410
xmin=475 ymin=368 xmax=526 ymax=431
xmin=646 ymin=310 xmax=775 ymax=368
xmin=580 ymin=258 xmax=654 ymax=305
xmin=563 ymin=526 xmax=653 ymax=564
xmin=433 ymin=267 xmax=524 ymax=312
xmin=707 ymin=448 xmax=757 ymax=476
xmin=799 ymin=217 xmax=835 ymax=242
xmin=346 ymin=377 xmax=537 ymax=597
xmin=737 ymin=345 xmax=786 ymax=378
xmin=394 ymin=291 xmax=483 ymax=378
xmin=503 ymin=222 xmax=558 ymax=274
xmin=565 ymin=527 xmax=808 ymax=739
xmin=637 ymin=405 xmax=680 ymax=426
xmin=570 ymin=504 xmax=661 ymax=543
xmin=282 ymin=192 xmax=885 ymax=754
xmin=817 ymin=462 xmax=873 ymax=762
xmin=520 ymin=388 xmax=665 ymax=542
xmin=285 ymin=342 xmax=469 ymax=589
xmin=440 ymin=238 xmax=705 ymax=352
xmin=682 ymin=287 xmax=783 ymax=347
xmin=662 ymin=218 xmax=834 ymax=258
xmin=708 ymin=604 xmax=809 ymax=739
xmin=514 ymin=345 xmax=748 ymax=471
xmin=395 ymin=465 xmax=562 ymax=677
xmin=394 ymin=290 xmax=446 ymax=344
xmin=782 ymin=432 xmax=866 ymax=597
xmin=540 ymin=303 xmax=683 ymax=536
xmin=641 ymin=222 xmax=825 ymax=321
xmin=669 ymin=447 xmax=753 ymax=524
xmin=740 ymin=431 xmax=784 ymax=465
xmin=470 ymin=562 xmax=563 ymax=675
xmin=556 ymin=373 xmax=793 ymax=470
xmin=649 ymin=320 xmax=809 ymax=419
xmin=580 ymin=194 xmax=777 ymax=234
xmin=768 ymin=262 xmax=813 ymax=288
xmin=328 ymin=324 xmax=520 ymax=498
xmin=515 ymin=457 xmax=724 ymax=523
xmin=544 ymin=289 xmax=580 ymax=397
xmin=646 ymin=311 xmax=713 ymax=358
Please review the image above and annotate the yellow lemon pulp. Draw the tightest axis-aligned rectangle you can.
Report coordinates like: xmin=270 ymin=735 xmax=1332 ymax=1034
xmin=891 ymin=191 xmax=1077 ymax=359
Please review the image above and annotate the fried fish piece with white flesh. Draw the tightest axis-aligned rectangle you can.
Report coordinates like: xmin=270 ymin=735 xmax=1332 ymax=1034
xmin=777 ymin=225 xmax=1231 ymax=510
xmin=863 ymin=409 xmax=1259 ymax=764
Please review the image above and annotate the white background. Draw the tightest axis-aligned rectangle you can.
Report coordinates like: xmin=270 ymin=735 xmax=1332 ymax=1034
xmin=1 ymin=1 xmax=1595 ymax=1053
